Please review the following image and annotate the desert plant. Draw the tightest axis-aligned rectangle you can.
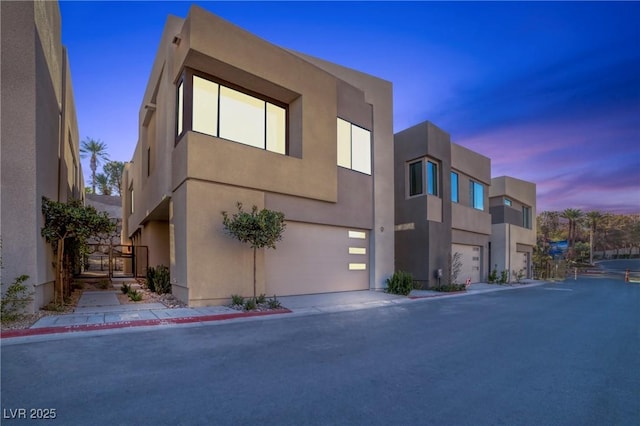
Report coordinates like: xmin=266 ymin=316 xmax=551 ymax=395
xmin=222 ymin=202 xmax=286 ymax=299
xmin=513 ymin=268 xmax=525 ymax=283
xmin=385 ymin=271 xmax=414 ymax=296
xmin=432 ymin=283 xmax=466 ymax=292
xmin=244 ymin=297 xmax=257 ymax=311
xmin=128 ymin=289 xmax=143 ymax=302
xmin=267 ymin=295 xmax=281 ymax=309
xmin=1 ymin=275 xmax=33 ymax=321
xmin=256 ymin=293 xmax=267 ymax=304
xmin=499 ymin=270 xmax=509 ymax=284
xmin=231 ymin=294 xmax=245 ymax=306
xmin=154 ymin=265 xmax=171 ymax=294
xmin=121 ymin=283 xmax=131 ymax=294
xmin=146 ymin=267 xmax=156 ymax=293
xmin=488 ymin=265 xmax=498 ymax=283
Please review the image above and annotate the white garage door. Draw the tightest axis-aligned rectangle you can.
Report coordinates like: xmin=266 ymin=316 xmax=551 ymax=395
xmin=452 ymin=244 xmax=481 ymax=283
xmin=265 ymin=222 xmax=369 ymax=296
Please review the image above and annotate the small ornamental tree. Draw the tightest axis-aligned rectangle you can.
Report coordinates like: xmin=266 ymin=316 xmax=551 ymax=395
xmin=41 ymin=197 xmax=115 ymax=303
xmin=222 ymin=202 xmax=286 ymax=299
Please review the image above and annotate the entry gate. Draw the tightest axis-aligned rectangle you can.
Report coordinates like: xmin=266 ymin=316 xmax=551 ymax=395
xmin=83 ymin=244 xmax=148 ymax=278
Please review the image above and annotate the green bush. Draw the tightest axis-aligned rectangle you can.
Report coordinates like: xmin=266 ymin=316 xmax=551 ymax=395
xmin=488 ymin=265 xmax=498 ymax=283
xmin=499 ymin=270 xmax=509 ymax=284
xmin=432 ymin=284 xmax=466 ymax=292
xmin=256 ymin=293 xmax=267 ymax=304
xmin=231 ymin=294 xmax=244 ymax=306
xmin=121 ymin=283 xmax=131 ymax=294
xmin=267 ymin=295 xmax=281 ymax=309
xmin=385 ymin=271 xmax=414 ymax=296
xmin=1 ymin=275 xmax=33 ymax=321
xmin=244 ymin=297 xmax=257 ymax=311
xmin=128 ymin=289 xmax=143 ymax=302
xmin=146 ymin=267 xmax=156 ymax=293
xmin=147 ymin=265 xmax=171 ymax=295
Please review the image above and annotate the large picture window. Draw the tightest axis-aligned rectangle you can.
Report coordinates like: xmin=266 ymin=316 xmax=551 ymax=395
xmin=177 ymin=73 xmax=286 ymax=155
xmin=336 ymin=118 xmax=371 ymax=175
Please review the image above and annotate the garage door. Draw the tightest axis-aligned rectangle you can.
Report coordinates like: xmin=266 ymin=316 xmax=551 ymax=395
xmin=452 ymin=244 xmax=481 ymax=283
xmin=265 ymin=222 xmax=369 ymax=296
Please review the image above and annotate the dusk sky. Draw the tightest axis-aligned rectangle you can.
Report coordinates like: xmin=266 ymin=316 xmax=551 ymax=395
xmin=58 ymin=1 xmax=640 ymax=214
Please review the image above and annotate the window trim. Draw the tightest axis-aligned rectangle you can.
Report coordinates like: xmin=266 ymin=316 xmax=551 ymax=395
xmin=470 ymin=180 xmax=484 ymax=211
xmin=451 ymin=171 xmax=459 ymax=203
xmin=337 ymin=117 xmax=372 ymax=175
xmin=427 ymin=160 xmax=438 ymax=196
xmin=409 ymin=160 xmax=423 ymax=197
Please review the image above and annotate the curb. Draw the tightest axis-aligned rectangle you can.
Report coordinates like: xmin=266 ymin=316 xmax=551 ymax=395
xmin=1 ymin=308 xmax=291 ymax=339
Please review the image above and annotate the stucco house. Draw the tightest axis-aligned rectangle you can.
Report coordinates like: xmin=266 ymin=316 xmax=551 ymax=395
xmin=394 ymin=121 xmax=492 ymax=287
xmin=122 ymin=6 xmax=394 ymax=306
xmin=1 ymin=0 xmax=83 ymax=312
xmin=489 ymin=176 xmax=537 ymax=280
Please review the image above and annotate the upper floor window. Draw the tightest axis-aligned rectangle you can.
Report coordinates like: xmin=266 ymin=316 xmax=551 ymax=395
xmin=177 ymin=73 xmax=286 ymax=155
xmin=522 ymin=206 xmax=532 ymax=229
xmin=451 ymin=171 xmax=459 ymax=203
xmin=427 ymin=161 xmax=438 ymax=196
xmin=337 ymin=118 xmax=371 ymax=175
xmin=129 ymin=183 xmax=134 ymax=215
xmin=409 ymin=161 xmax=423 ymax=196
xmin=504 ymin=198 xmax=512 ymax=206
xmin=470 ymin=180 xmax=484 ymax=210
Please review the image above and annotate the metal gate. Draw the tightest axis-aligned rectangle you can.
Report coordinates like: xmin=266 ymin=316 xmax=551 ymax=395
xmin=83 ymin=244 xmax=148 ymax=278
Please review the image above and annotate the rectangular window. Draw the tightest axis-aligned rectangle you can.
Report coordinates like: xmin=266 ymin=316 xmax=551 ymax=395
xmin=176 ymin=80 xmax=184 ymax=136
xmin=348 ymin=230 xmax=366 ymax=239
xmin=147 ymin=147 xmax=151 ymax=177
xmin=470 ymin=181 xmax=484 ymax=210
xmin=219 ymin=86 xmax=265 ymax=149
xmin=523 ymin=206 xmax=532 ymax=229
xmin=451 ymin=172 xmax=459 ymax=202
xmin=349 ymin=263 xmax=367 ymax=271
xmin=409 ymin=161 xmax=423 ymax=196
xmin=178 ymin=72 xmax=287 ymax=155
xmin=337 ymin=118 xmax=371 ymax=175
xmin=129 ymin=184 xmax=134 ymax=215
xmin=427 ymin=161 xmax=438 ymax=195
xmin=192 ymin=76 xmax=219 ymax=137
xmin=504 ymin=198 xmax=512 ymax=206
xmin=349 ymin=247 xmax=367 ymax=255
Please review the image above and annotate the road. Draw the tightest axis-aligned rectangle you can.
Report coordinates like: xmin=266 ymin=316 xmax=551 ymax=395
xmin=2 ymin=277 xmax=639 ymax=426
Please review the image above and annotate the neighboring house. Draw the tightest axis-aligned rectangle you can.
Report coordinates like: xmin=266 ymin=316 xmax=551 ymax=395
xmin=122 ymin=6 xmax=394 ymax=306
xmin=1 ymin=0 xmax=83 ymax=312
xmin=394 ymin=121 xmax=491 ymax=287
xmin=489 ymin=176 xmax=537 ymax=280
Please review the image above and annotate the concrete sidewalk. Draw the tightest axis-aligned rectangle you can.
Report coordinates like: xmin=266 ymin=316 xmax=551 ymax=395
xmin=1 ymin=281 xmax=545 ymax=339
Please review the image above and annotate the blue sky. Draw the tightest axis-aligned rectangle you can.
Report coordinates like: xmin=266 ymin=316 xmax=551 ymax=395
xmin=59 ymin=1 xmax=640 ymax=214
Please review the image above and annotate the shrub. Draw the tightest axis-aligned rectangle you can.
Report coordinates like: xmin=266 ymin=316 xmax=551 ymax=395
xmin=513 ymin=269 xmax=525 ymax=283
xmin=499 ymin=270 xmax=509 ymax=284
xmin=385 ymin=271 xmax=414 ymax=296
xmin=244 ymin=297 xmax=257 ymax=311
xmin=146 ymin=267 xmax=156 ymax=293
xmin=432 ymin=284 xmax=466 ymax=292
xmin=1 ymin=275 xmax=33 ymax=321
xmin=488 ymin=265 xmax=498 ymax=283
xmin=152 ymin=265 xmax=171 ymax=295
xmin=128 ymin=289 xmax=143 ymax=302
xmin=231 ymin=294 xmax=244 ymax=306
xmin=256 ymin=293 xmax=266 ymax=304
xmin=121 ymin=283 xmax=131 ymax=294
xmin=267 ymin=295 xmax=281 ymax=309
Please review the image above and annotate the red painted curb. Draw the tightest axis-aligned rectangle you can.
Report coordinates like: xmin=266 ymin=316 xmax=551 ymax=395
xmin=0 ymin=308 xmax=291 ymax=339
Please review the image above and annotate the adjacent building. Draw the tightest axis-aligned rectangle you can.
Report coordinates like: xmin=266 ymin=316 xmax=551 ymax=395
xmin=394 ymin=121 xmax=491 ymax=287
xmin=489 ymin=176 xmax=537 ymax=280
xmin=122 ymin=6 xmax=394 ymax=306
xmin=1 ymin=0 xmax=83 ymax=312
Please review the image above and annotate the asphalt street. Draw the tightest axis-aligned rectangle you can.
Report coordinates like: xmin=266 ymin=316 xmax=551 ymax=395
xmin=2 ymin=277 xmax=638 ymax=426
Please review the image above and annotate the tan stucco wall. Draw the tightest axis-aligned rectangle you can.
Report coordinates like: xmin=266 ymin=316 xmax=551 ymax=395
xmin=1 ymin=1 xmax=81 ymax=312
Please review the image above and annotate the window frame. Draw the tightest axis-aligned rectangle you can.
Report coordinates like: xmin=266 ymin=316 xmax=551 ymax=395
xmin=451 ymin=171 xmax=459 ymax=203
xmin=469 ymin=180 xmax=484 ymax=211
xmin=175 ymin=68 xmax=289 ymax=155
xmin=427 ymin=160 xmax=438 ymax=196
xmin=337 ymin=117 xmax=372 ymax=175
xmin=409 ymin=160 xmax=423 ymax=197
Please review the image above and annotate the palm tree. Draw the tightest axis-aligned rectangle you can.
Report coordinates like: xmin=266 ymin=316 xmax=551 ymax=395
xmin=95 ymin=173 xmax=112 ymax=196
xmin=585 ymin=211 xmax=603 ymax=264
xmin=561 ymin=208 xmax=583 ymax=255
xmin=80 ymin=138 xmax=109 ymax=194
